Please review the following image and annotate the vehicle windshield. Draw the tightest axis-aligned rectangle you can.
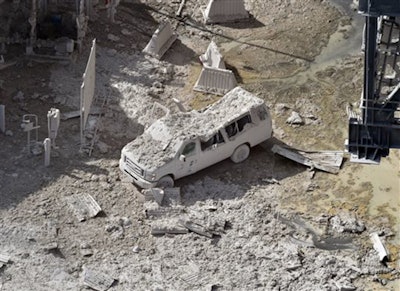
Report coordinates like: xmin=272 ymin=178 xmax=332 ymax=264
xmin=146 ymin=120 xmax=172 ymax=141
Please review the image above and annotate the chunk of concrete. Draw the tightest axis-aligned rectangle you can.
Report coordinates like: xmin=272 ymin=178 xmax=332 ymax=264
xmin=194 ymin=66 xmax=237 ymax=95
xmin=65 ymin=194 xmax=102 ymax=222
xmin=199 ymin=41 xmax=225 ymax=69
xmin=203 ymin=0 xmax=249 ymax=24
xmin=143 ymin=22 xmax=177 ymax=59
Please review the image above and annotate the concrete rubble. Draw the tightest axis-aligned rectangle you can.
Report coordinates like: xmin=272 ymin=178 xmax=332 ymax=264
xmin=142 ymin=22 xmax=177 ymax=59
xmin=65 ymin=193 xmax=102 ymax=222
xmin=0 ymin=1 xmax=399 ymax=290
xmin=194 ymin=41 xmax=237 ymax=95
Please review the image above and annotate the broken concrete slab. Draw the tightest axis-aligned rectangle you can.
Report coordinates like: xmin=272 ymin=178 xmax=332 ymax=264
xmin=271 ymin=144 xmax=344 ymax=174
xmin=203 ymin=0 xmax=249 ymax=24
xmin=143 ymin=22 xmax=177 ymax=59
xmin=65 ymin=193 xmax=102 ymax=222
xmin=194 ymin=66 xmax=237 ymax=95
xmin=144 ymin=203 xmax=185 ymax=219
xmin=199 ymin=41 xmax=225 ymax=69
xmin=82 ymin=268 xmax=115 ymax=291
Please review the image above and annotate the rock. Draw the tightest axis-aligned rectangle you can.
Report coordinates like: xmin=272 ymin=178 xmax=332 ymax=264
xmin=275 ymin=103 xmax=290 ymax=114
xmin=5 ymin=130 xmax=13 ymax=136
xmin=132 ymin=246 xmax=140 ymax=253
xmin=13 ymin=91 xmax=24 ymax=102
xmin=121 ymin=29 xmax=132 ymax=36
xmin=286 ymin=111 xmax=303 ymax=125
xmin=107 ymin=34 xmax=120 ymax=42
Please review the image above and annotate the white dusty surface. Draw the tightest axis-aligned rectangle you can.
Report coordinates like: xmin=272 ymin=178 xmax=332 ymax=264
xmin=0 ymin=0 xmax=399 ymax=290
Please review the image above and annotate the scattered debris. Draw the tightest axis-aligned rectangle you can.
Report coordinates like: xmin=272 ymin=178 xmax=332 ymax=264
xmin=80 ymin=243 xmax=94 ymax=257
xmin=0 ymin=253 xmax=10 ymax=269
xmin=370 ymin=232 xmax=390 ymax=262
xmin=271 ymin=144 xmax=344 ymax=174
xmin=176 ymin=0 xmax=186 ymax=17
xmin=142 ymin=22 xmax=177 ymax=59
xmin=142 ymin=187 xmax=181 ymax=206
xmin=286 ymin=111 xmax=304 ymax=125
xmin=82 ymin=268 xmax=115 ymax=291
xmin=330 ymin=212 xmax=366 ymax=234
xmin=180 ymin=219 xmax=214 ymax=238
xmin=203 ymin=0 xmax=249 ymax=24
xmin=151 ymin=220 xmax=189 ymax=236
xmin=65 ymin=193 xmax=102 ymax=222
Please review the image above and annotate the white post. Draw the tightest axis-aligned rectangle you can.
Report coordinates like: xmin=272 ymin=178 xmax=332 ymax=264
xmin=44 ymin=138 xmax=51 ymax=167
xmin=47 ymin=108 xmax=60 ymax=148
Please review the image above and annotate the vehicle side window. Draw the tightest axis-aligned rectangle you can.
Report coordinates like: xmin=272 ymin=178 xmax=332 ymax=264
xmin=258 ymin=107 xmax=268 ymax=121
xmin=201 ymin=131 xmax=224 ymax=151
xmin=237 ymin=114 xmax=252 ymax=132
xmin=182 ymin=142 xmax=196 ymax=156
xmin=225 ymin=122 xmax=238 ymax=138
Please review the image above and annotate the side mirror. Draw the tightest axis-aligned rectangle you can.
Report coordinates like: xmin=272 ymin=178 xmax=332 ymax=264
xmin=179 ymin=154 xmax=186 ymax=162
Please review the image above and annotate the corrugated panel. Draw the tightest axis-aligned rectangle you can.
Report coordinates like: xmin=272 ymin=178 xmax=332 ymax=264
xmin=194 ymin=66 xmax=237 ymax=95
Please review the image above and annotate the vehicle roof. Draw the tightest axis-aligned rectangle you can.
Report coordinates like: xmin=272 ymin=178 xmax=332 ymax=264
xmin=157 ymin=86 xmax=265 ymax=139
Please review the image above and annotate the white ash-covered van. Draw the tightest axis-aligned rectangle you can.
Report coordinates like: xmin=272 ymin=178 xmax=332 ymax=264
xmin=119 ymin=87 xmax=273 ymax=188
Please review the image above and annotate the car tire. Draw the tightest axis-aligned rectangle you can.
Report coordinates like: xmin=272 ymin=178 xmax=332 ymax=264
xmin=156 ymin=175 xmax=174 ymax=188
xmin=230 ymin=144 xmax=250 ymax=163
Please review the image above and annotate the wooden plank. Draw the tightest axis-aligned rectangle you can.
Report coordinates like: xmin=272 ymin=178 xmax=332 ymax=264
xmin=271 ymin=144 xmax=343 ymax=174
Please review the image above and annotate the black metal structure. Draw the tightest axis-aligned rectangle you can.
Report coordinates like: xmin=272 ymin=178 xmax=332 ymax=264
xmin=347 ymin=0 xmax=400 ymax=163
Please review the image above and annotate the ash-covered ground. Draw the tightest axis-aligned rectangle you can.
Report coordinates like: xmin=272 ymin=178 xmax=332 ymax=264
xmin=0 ymin=0 xmax=399 ymax=290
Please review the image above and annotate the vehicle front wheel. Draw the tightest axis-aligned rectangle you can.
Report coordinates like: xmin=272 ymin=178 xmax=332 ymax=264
xmin=230 ymin=144 xmax=250 ymax=163
xmin=156 ymin=175 xmax=174 ymax=188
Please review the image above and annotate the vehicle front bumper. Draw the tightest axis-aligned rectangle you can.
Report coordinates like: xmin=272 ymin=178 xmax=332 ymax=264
xmin=119 ymin=159 xmax=158 ymax=189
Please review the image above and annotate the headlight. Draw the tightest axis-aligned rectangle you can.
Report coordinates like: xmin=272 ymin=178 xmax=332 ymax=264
xmin=144 ymin=172 xmax=157 ymax=181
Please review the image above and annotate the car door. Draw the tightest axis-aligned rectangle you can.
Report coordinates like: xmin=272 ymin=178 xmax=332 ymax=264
xmin=176 ymin=140 xmax=199 ymax=178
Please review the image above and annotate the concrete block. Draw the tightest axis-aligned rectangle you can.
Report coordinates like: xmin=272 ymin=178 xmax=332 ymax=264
xmin=0 ymin=105 xmax=5 ymax=133
xmin=194 ymin=66 xmax=237 ymax=95
xmin=199 ymin=41 xmax=225 ymax=69
xmin=203 ymin=0 xmax=249 ymax=24
xmin=143 ymin=22 xmax=177 ymax=59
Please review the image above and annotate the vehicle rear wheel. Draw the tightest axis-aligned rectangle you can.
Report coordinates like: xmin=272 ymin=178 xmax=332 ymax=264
xmin=156 ymin=175 xmax=174 ymax=188
xmin=230 ymin=144 xmax=250 ymax=163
